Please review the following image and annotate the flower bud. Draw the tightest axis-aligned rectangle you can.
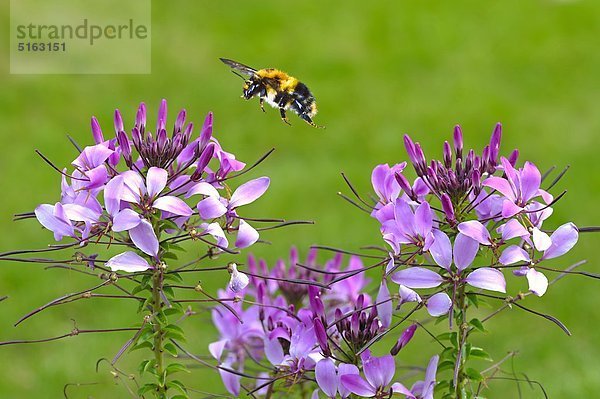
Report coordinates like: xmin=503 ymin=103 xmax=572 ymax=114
xmin=91 ymin=117 xmax=104 ymax=144
xmin=453 ymin=125 xmax=463 ymax=159
xmin=390 ymin=324 xmax=417 ymax=355
xmin=199 ymin=112 xmax=214 ymax=150
xmin=441 ymin=193 xmax=455 ymax=224
xmin=227 ymin=263 xmax=249 ymax=293
xmin=394 ymin=172 xmax=414 ymax=199
xmin=135 ymin=102 xmax=146 ymax=130
xmin=114 ymin=109 xmax=124 ymax=134
xmin=174 ymin=109 xmax=186 ymax=134
xmin=314 ymin=318 xmax=331 ymax=357
xmin=508 ymin=149 xmax=519 ymax=166
xmin=443 ymin=141 xmax=452 ymax=168
xmin=156 ymin=99 xmax=167 ymax=132
xmin=489 ymin=123 xmax=502 ymax=165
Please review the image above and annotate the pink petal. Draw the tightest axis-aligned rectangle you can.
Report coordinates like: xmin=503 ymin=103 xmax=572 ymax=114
xmin=532 ymin=227 xmax=551 ymax=251
xmin=208 ymin=339 xmax=227 ymax=361
xmin=399 ymin=285 xmax=422 ymax=304
xmin=499 ymin=245 xmax=531 ymax=265
xmin=235 ymin=219 xmax=259 ymax=248
xmin=526 ymin=268 xmax=548 ymax=296
xmin=520 ymin=161 xmax=541 ymax=201
xmin=129 ymin=219 xmax=159 ymax=257
xmin=394 ymin=198 xmax=416 ymax=237
xmin=414 ymin=202 xmax=433 ymax=238
xmin=429 ymin=230 xmax=452 ymax=271
xmin=62 ymin=203 xmax=100 ymax=223
xmin=146 ymin=167 xmax=168 ymax=198
xmin=72 ymin=144 xmax=113 ymax=169
xmin=84 ymin=165 xmax=109 ymax=189
xmin=363 ymin=353 xmax=395 ymax=389
xmin=229 ymin=177 xmax=270 ymax=208
xmin=543 ymin=222 xmax=579 ymax=260
xmin=465 ymin=267 xmax=506 ymax=293
xmin=392 ymin=267 xmax=443 ymax=289
xmin=501 ymin=200 xmax=523 ymax=218
xmin=376 ymin=282 xmax=392 ymax=328
xmin=340 ymin=374 xmax=376 ymax=397
xmin=185 ymin=181 xmax=220 ymax=198
xmin=482 ymin=176 xmax=516 ymax=201
xmin=315 ymin=359 xmax=338 ymax=398
xmin=104 ymin=175 xmax=124 ymax=216
xmin=498 ymin=219 xmax=529 ymax=241
xmin=228 ymin=264 xmax=249 ymax=293
xmin=34 ymin=203 xmax=74 ymax=240
xmin=453 ymin=233 xmax=479 ymax=271
xmin=392 ymin=383 xmax=415 ymax=398
xmin=458 ymin=220 xmax=492 ymax=245
xmin=426 ymin=293 xmax=452 ymax=317
xmin=219 ymin=363 xmax=241 ymax=396
xmin=106 ymin=251 xmax=152 ymax=272
xmin=264 ymin=337 xmax=284 ymax=366
xmin=112 ymin=209 xmax=142 ymax=232
xmin=153 ymin=196 xmax=193 ymax=217
xmin=121 ymin=170 xmax=145 ymax=203
xmin=197 ymin=197 xmax=228 ymax=219
xmin=338 ymin=364 xmax=359 ymax=398
xmin=202 ymin=223 xmax=229 ymax=249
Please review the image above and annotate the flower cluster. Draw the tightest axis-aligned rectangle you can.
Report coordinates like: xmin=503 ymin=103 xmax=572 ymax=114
xmin=210 ymin=247 xmax=437 ymax=397
xmin=34 ymin=99 xmax=270 ymax=272
xmin=373 ymin=123 xmax=578 ymax=312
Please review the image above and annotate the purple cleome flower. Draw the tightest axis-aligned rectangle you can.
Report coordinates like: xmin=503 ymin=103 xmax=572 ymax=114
xmin=370 ymin=123 xmax=578 ymax=309
xmin=34 ymin=100 xmax=271 ymax=273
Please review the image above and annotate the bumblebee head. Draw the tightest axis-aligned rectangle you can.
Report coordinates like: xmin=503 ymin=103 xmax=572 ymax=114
xmin=242 ymin=79 xmax=261 ymax=100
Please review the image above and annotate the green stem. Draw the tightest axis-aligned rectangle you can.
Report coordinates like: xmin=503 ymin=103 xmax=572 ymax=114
xmin=152 ymin=267 xmax=167 ymax=398
xmin=454 ymin=284 xmax=468 ymax=399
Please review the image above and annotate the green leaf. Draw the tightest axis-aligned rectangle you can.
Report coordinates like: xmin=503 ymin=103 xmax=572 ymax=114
xmin=469 ymin=347 xmax=493 ymax=362
xmin=164 ymin=272 xmax=183 ymax=283
xmin=440 ymin=347 xmax=456 ymax=362
xmin=465 ymin=367 xmax=484 ymax=381
xmin=137 ymin=383 xmax=159 ymax=395
xmin=169 ymin=243 xmax=185 ymax=252
xmin=130 ymin=341 xmax=153 ymax=352
xmin=164 ymin=307 xmax=184 ymax=317
xmin=138 ymin=360 xmax=150 ymax=376
xmin=436 ymin=332 xmax=453 ymax=342
xmin=450 ymin=332 xmax=459 ymax=348
xmin=466 ymin=292 xmax=480 ymax=307
xmin=163 ymin=252 xmax=179 ymax=261
xmin=160 ymin=219 xmax=180 ymax=231
xmin=437 ymin=360 xmax=455 ymax=372
xmin=469 ymin=318 xmax=487 ymax=333
xmin=164 ymin=342 xmax=178 ymax=356
xmin=167 ymin=379 xmax=188 ymax=395
xmin=166 ymin=363 xmax=190 ymax=376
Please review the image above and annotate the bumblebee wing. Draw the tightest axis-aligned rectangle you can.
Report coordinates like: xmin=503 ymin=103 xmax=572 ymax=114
xmin=219 ymin=58 xmax=257 ymax=76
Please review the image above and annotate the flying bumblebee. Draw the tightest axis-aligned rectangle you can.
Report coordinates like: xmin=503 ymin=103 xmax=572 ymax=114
xmin=220 ymin=58 xmax=323 ymax=128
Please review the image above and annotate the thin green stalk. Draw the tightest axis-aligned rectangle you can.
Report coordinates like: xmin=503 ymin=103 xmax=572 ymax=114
xmin=152 ymin=267 xmax=167 ymax=398
xmin=454 ymin=284 xmax=468 ymax=399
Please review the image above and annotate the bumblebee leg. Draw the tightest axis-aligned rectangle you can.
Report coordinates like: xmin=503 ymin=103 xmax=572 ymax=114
xmin=279 ymin=108 xmax=291 ymax=126
xmin=259 ymin=98 xmax=266 ymax=112
xmin=299 ymin=113 xmax=324 ymax=129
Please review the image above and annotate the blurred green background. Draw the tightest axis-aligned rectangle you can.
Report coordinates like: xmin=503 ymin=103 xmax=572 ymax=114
xmin=1 ymin=0 xmax=600 ymax=397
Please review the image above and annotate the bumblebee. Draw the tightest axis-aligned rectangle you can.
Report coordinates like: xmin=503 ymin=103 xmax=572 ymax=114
xmin=220 ymin=58 xmax=322 ymax=128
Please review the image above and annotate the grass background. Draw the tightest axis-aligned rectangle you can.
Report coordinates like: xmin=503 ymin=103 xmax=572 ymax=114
xmin=1 ymin=0 xmax=600 ymax=397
